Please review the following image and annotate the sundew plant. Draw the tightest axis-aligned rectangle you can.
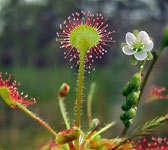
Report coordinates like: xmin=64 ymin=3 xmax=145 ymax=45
xmin=1 ymin=11 xmax=168 ymax=150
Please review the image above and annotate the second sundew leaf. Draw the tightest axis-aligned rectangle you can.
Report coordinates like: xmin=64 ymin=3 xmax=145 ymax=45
xmin=0 ymin=73 xmax=57 ymax=137
xmin=0 ymin=72 xmax=36 ymax=108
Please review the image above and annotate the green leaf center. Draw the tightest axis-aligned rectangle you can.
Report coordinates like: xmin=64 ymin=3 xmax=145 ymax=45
xmin=70 ymin=25 xmax=100 ymax=53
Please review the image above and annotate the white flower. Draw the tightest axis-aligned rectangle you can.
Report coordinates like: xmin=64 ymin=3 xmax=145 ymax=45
xmin=122 ymin=31 xmax=154 ymax=60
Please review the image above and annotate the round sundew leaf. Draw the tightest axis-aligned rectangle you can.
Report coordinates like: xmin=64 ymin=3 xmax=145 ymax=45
xmin=133 ymin=29 xmax=139 ymax=37
xmin=126 ymin=32 xmax=136 ymax=45
xmin=56 ymin=11 xmax=114 ymax=71
xmin=70 ymin=25 xmax=100 ymax=53
xmin=122 ymin=45 xmax=136 ymax=55
xmin=134 ymin=50 xmax=147 ymax=60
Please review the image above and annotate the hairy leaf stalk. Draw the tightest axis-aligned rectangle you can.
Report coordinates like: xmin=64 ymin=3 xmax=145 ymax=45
xmin=75 ymin=51 xmax=86 ymax=149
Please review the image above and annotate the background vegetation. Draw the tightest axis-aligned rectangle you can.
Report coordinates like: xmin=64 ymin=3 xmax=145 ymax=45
xmin=0 ymin=0 xmax=168 ymax=149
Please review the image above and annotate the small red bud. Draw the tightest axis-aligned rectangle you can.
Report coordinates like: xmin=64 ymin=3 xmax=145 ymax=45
xmin=59 ymin=83 xmax=70 ymax=98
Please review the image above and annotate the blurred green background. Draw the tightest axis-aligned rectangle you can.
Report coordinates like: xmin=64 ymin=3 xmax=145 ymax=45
xmin=0 ymin=0 xmax=168 ymax=149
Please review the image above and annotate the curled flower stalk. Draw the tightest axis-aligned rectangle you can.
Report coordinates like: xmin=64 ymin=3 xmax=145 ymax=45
xmin=56 ymin=11 xmax=114 ymax=149
xmin=0 ymin=72 xmax=57 ymax=137
xmin=58 ymin=83 xmax=71 ymax=129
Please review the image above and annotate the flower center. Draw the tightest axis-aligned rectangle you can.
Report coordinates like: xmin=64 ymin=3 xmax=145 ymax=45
xmin=133 ymin=41 xmax=144 ymax=52
xmin=69 ymin=25 xmax=100 ymax=53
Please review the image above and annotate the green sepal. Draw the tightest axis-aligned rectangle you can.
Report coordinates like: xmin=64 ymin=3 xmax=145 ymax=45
xmin=126 ymin=91 xmax=140 ymax=106
xmin=161 ymin=26 xmax=168 ymax=49
xmin=130 ymin=55 xmax=138 ymax=65
xmin=147 ymin=51 xmax=153 ymax=60
xmin=133 ymin=29 xmax=139 ymax=37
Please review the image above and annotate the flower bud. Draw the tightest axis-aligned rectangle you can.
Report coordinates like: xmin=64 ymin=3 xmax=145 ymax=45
xmin=161 ymin=26 xmax=168 ymax=49
xmin=120 ymin=113 xmax=127 ymax=121
xmin=123 ymin=119 xmax=133 ymax=127
xmin=121 ymin=103 xmax=131 ymax=111
xmin=130 ymin=73 xmax=141 ymax=91
xmin=122 ymin=82 xmax=132 ymax=96
xmin=125 ymin=108 xmax=136 ymax=119
xmin=133 ymin=29 xmax=139 ymax=37
xmin=59 ymin=83 xmax=70 ymax=98
xmin=56 ymin=126 xmax=80 ymax=145
xmin=90 ymin=118 xmax=100 ymax=131
xmin=126 ymin=91 xmax=140 ymax=106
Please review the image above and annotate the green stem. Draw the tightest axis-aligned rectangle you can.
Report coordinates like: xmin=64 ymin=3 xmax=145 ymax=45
xmin=121 ymin=127 xmax=128 ymax=137
xmin=138 ymin=60 xmax=146 ymax=74
xmin=87 ymin=82 xmax=96 ymax=126
xmin=75 ymin=51 xmax=86 ymax=149
xmin=75 ymin=52 xmax=86 ymax=127
xmin=139 ymin=47 xmax=164 ymax=103
xmin=59 ymin=96 xmax=70 ymax=129
xmin=17 ymin=103 xmax=57 ymax=136
xmin=138 ymin=51 xmax=158 ymax=102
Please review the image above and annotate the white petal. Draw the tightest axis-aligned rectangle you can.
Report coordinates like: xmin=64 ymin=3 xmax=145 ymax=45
xmin=144 ymin=40 xmax=154 ymax=51
xmin=134 ymin=50 xmax=147 ymax=60
xmin=126 ymin=32 xmax=136 ymax=45
xmin=138 ymin=31 xmax=150 ymax=44
xmin=122 ymin=45 xmax=136 ymax=55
